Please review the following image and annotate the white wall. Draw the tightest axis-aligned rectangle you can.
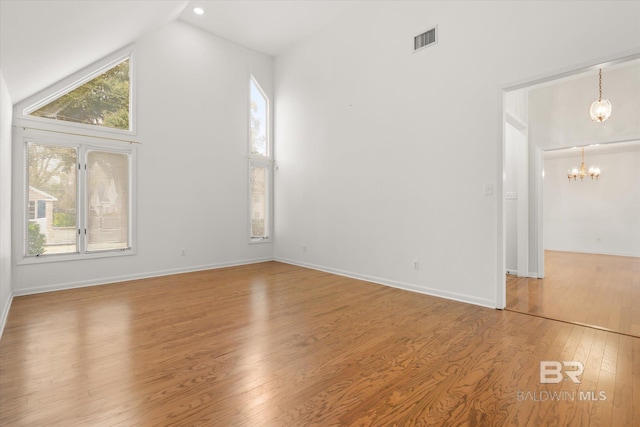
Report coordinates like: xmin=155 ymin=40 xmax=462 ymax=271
xmin=544 ymin=149 xmax=640 ymax=257
xmin=504 ymin=89 xmax=528 ymax=276
xmin=505 ymin=124 xmax=519 ymax=273
xmin=10 ymin=21 xmax=274 ymax=294
xmin=0 ymin=70 xmax=12 ymax=333
xmin=274 ymin=1 xmax=640 ymax=307
xmin=505 ymin=123 xmax=528 ymax=275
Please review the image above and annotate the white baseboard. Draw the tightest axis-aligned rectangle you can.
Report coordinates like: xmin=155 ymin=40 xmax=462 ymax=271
xmin=0 ymin=291 xmax=13 ymax=339
xmin=545 ymin=248 xmax=640 ymax=258
xmin=506 ymin=269 xmax=541 ymax=278
xmin=275 ymin=257 xmax=497 ymax=309
xmin=12 ymin=257 xmax=274 ymax=297
xmin=10 ymin=256 xmax=499 ymax=327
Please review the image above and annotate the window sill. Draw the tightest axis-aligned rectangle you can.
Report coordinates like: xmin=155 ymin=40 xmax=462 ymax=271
xmin=17 ymin=248 xmax=136 ymax=265
xmin=249 ymin=237 xmax=271 ymax=245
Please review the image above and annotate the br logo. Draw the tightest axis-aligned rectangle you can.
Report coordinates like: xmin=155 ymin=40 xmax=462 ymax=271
xmin=540 ymin=361 xmax=584 ymax=384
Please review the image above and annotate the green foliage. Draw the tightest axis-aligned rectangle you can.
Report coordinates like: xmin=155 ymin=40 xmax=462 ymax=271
xmin=30 ymin=59 xmax=130 ymax=130
xmin=103 ymin=107 xmax=129 ymax=130
xmin=53 ymin=212 xmax=76 ymax=227
xmin=28 ymin=144 xmax=76 ymax=214
xmin=28 ymin=144 xmax=76 ymax=190
xmin=28 ymin=223 xmax=47 ymax=256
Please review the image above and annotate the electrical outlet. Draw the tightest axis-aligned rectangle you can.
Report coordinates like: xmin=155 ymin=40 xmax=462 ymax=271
xmin=302 ymin=245 xmax=307 ymax=253
xmin=181 ymin=248 xmax=186 ymax=256
xmin=412 ymin=260 xmax=420 ymax=270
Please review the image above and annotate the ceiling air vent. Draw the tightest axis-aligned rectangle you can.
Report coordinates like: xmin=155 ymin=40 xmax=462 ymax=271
xmin=414 ymin=27 xmax=437 ymax=52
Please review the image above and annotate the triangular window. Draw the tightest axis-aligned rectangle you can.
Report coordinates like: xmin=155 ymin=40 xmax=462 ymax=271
xmin=27 ymin=58 xmax=130 ymax=131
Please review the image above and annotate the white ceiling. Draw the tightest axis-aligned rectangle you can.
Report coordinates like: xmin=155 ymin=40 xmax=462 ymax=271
xmin=179 ymin=1 xmax=357 ymax=57
xmin=528 ymin=60 xmax=640 ymax=152
xmin=0 ymin=1 xmax=188 ymax=103
xmin=0 ymin=0 xmax=357 ymax=103
xmin=544 ymin=140 xmax=640 ymax=159
xmin=2 ymin=0 xmax=639 ymax=128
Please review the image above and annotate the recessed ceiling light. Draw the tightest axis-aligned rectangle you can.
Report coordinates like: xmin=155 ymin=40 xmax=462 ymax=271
xmin=193 ymin=7 xmax=204 ymax=15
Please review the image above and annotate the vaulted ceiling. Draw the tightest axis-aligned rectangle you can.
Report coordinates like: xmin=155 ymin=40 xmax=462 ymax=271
xmin=1 ymin=0 xmax=638 ymax=142
xmin=180 ymin=1 xmax=356 ymax=57
xmin=0 ymin=1 xmax=186 ymax=103
xmin=0 ymin=0 xmax=356 ymax=103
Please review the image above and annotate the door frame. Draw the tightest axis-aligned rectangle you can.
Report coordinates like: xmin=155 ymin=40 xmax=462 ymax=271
xmin=496 ymin=49 xmax=640 ymax=309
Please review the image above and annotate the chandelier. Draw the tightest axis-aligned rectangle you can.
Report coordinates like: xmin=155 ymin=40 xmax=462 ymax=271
xmin=590 ymin=68 xmax=612 ymax=122
xmin=567 ymin=147 xmax=600 ymax=181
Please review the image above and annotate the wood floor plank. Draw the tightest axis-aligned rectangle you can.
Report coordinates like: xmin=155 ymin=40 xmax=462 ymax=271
xmin=611 ymin=335 xmax=634 ymax=427
xmin=632 ymin=337 xmax=640 ymax=426
xmin=1 ymin=261 xmax=637 ymax=426
xmin=589 ymin=332 xmax=619 ymax=426
xmin=506 ymin=250 xmax=640 ymax=337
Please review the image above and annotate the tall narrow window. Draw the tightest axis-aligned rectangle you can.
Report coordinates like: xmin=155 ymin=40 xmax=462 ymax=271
xmin=250 ymin=78 xmax=268 ymax=157
xmin=27 ymin=58 xmax=130 ymax=131
xmin=250 ymin=162 xmax=269 ymax=239
xmin=248 ymin=76 xmax=271 ymax=242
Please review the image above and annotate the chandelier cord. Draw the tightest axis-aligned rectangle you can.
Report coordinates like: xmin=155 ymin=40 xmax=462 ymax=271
xmin=598 ymin=69 xmax=603 ymax=101
xmin=590 ymin=68 xmax=611 ymax=122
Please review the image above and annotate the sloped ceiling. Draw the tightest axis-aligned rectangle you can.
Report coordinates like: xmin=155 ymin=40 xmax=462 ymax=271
xmin=0 ymin=0 xmax=357 ymax=104
xmin=0 ymin=0 xmax=188 ymax=103
xmin=1 ymin=0 xmax=638 ymax=121
xmin=179 ymin=1 xmax=356 ymax=57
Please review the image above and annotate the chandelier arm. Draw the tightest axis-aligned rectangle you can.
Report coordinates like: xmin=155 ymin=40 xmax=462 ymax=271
xmin=567 ymin=147 xmax=601 ymax=182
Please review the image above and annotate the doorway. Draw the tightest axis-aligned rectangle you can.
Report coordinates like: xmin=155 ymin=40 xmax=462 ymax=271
xmin=500 ymin=54 xmax=640 ymax=337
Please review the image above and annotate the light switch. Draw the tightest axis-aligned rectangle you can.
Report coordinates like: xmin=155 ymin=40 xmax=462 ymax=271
xmin=484 ymin=184 xmax=493 ymax=196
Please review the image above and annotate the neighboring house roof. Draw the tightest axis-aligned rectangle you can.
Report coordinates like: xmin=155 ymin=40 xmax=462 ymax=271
xmin=28 ymin=186 xmax=58 ymax=201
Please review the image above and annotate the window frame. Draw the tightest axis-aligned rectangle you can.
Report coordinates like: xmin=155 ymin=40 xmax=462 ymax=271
xmin=248 ymin=76 xmax=270 ymax=158
xmin=248 ymin=159 xmax=272 ymax=242
xmin=247 ymin=74 xmax=273 ymax=244
xmin=14 ymin=46 xmax=138 ymax=143
xmin=14 ymin=47 xmax=138 ymax=264
xmin=19 ymin=131 xmax=136 ymax=264
xmin=84 ymin=147 xmax=133 ymax=254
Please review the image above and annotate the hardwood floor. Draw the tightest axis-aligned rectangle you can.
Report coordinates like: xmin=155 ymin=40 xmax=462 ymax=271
xmin=506 ymin=250 xmax=640 ymax=337
xmin=1 ymin=261 xmax=638 ymax=426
